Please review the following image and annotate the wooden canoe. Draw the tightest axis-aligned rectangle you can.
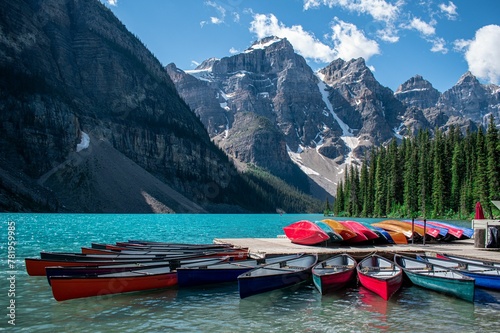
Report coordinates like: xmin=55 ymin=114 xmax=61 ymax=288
xmin=356 ymin=254 xmax=403 ymax=300
xmin=177 ymin=254 xmax=301 ymax=287
xmin=283 ymin=220 xmax=330 ymax=245
xmin=238 ymin=254 xmax=318 ymax=298
xmin=394 ymin=254 xmax=475 ymax=302
xmin=321 ymin=219 xmax=357 ymax=241
xmin=312 ymin=254 xmax=357 ymax=294
xmin=419 ymin=255 xmax=500 ymax=291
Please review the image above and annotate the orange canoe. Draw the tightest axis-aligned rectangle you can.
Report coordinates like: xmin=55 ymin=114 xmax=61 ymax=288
xmin=321 ymin=219 xmax=357 ymax=241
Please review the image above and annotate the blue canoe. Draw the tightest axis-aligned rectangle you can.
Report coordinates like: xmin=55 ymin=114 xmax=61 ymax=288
xmin=238 ymin=254 xmax=318 ymax=298
xmin=176 ymin=254 xmax=301 ymax=287
xmin=419 ymin=255 xmax=500 ymax=291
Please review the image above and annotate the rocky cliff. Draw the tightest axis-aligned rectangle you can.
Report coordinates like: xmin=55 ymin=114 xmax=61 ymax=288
xmin=169 ymin=37 xmax=500 ymax=200
xmin=0 ymin=0 xmax=311 ymax=213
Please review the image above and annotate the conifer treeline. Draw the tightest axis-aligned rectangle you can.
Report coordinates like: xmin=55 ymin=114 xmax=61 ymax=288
xmin=334 ymin=115 xmax=500 ymax=219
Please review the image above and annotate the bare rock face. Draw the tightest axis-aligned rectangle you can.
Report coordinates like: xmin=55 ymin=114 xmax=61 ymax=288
xmin=395 ymin=75 xmax=441 ymax=109
xmin=319 ymin=58 xmax=407 ymax=145
xmin=168 ymin=36 xmax=341 ymax=193
xmin=0 ymin=0 xmax=269 ymax=212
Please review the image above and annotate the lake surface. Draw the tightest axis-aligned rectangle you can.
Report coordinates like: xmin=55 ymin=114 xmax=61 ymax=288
xmin=1 ymin=213 xmax=499 ymax=332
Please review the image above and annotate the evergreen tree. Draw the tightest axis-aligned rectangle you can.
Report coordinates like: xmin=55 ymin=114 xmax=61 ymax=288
xmin=474 ymin=127 xmax=489 ymax=211
xmin=486 ymin=115 xmax=500 ymax=216
xmin=432 ymin=128 xmax=445 ymax=217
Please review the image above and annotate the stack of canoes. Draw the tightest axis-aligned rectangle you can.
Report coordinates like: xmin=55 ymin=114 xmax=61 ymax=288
xmin=25 ymin=241 xmax=250 ymax=301
xmin=371 ymin=219 xmax=473 ymax=243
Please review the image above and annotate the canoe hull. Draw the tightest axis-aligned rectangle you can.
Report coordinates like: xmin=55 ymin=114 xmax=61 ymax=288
xmin=357 ymin=255 xmax=403 ymax=301
xmin=283 ymin=220 xmax=330 ymax=245
xmin=313 ymin=269 xmax=355 ymax=294
xmin=178 ymin=267 xmax=251 ymax=287
xmin=312 ymin=254 xmax=357 ymax=294
xmin=238 ymin=254 xmax=317 ymax=298
xmin=50 ymin=272 xmax=178 ymax=301
xmin=238 ymin=270 xmax=311 ymax=299
xmin=405 ymin=270 xmax=475 ymax=302
xmin=395 ymin=255 xmax=475 ymax=302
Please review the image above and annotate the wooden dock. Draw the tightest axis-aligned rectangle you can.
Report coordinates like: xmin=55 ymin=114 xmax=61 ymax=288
xmin=214 ymin=237 xmax=500 ymax=262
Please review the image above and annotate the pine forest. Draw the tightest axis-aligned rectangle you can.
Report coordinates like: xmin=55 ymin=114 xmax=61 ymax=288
xmin=333 ymin=115 xmax=500 ymax=220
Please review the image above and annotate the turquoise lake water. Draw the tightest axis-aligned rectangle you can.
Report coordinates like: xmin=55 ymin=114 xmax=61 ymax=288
xmin=1 ymin=213 xmax=499 ymax=332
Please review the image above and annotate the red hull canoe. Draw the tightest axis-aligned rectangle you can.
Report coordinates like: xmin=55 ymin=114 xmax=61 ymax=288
xmin=338 ymin=221 xmax=369 ymax=243
xmin=50 ymin=266 xmax=178 ymax=301
xmin=80 ymin=247 xmax=249 ymax=260
xmin=321 ymin=219 xmax=357 ymax=241
xmin=312 ymin=254 xmax=357 ymax=294
xmin=283 ymin=220 xmax=330 ymax=245
xmin=342 ymin=221 xmax=379 ymax=241
xmin=357 ymin=255 xmax=403 ymax=301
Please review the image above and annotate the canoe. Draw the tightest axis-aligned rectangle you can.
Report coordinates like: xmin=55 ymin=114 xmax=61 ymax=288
xmin=403 ymin=220 xmax=448 ymax=238
xmin=387 ymin=231 xmax=408 ymax=244
xmin=314 ymin=221 xmax=344 ymax=244
xmin=46 ymin=257 xmax=227 ymax=284
xmin=419 ymin=255 xmax=500 ymax=291
xmin=356 ymin=254 xmax=403 ymax=300
xmin=341 ymin=221 xmax=379 ymax=242
xmin=177 ymin=254 xmax=301 ymax=287
xmin=371 ymin=220 xmax=414 ymax=238
xmin=80 ymin=246 xmax=249 ymax=260
xmin=426 ymin=221 xmax=473 ymax=239
xmin=25 ymin=257 xmax=176 ymax=276
xmin=238 ymin=254 xmax=318 ymax=298
xmin=436 ymin=253 xmax=500 ymax=268
xmin=365 ymin=225 xmax=395 ymax=244
xmin=122 ymin=241 xmax=234 ymax=249
xmin=50 ymin=259 xmax=222 ymax=302
xmin=424 ymin=222 xmax=464 ymax=239
xmin=321 ymin=219 xmax=357 ymax=241
xmin=39 ymin=251 xmax=213 ymax=262
xmin=92 ymin=242 xmax=232 ymax=251
xmin=283 ymin=220 xmax=330 ymax=245
xmin=312 ymin=254 xmax=357 ymax=294
xmin=394 ymin=254 xmax=475 ymax=302
xmin=399 ymin=220 xmax=441 ymax=239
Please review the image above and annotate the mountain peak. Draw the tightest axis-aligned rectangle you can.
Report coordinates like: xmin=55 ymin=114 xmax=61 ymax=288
xmin=456 ymin=71 xmax=480 ymax=86
xmin=244 ymin=36 xmax=291 ymax=53
xmin=394 ymin=74 xmax=440 ymax=109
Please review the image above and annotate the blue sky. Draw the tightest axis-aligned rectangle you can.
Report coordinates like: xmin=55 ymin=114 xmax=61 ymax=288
xmin=102 ymin=0 xmax=500 ymax=93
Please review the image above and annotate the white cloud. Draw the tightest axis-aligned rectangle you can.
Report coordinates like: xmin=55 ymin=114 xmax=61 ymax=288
xmin=439 ymin=1 xmax=458 ymax=20
xmin=329 ymin=17 xmax=381 ymax=61
xmin=249 ymin=13 xmax=336 ymax=62
xmin=191 ymin=60 xmax=200 ymax=67
xmin=103 ymin=0 xmax=117 ymax=5
xmin=406 ymin=17 xmax=435 ymax=36
xmin=303 ymin=0 xmax=401 ymax=22
xmin=430 ymin=37 xmax=447 ymax=54
xmin=249 ymin=14 xmax=380 ymax=62
xmin=454 ymin=25 xmax=500 ymax=84
xmin=229 ymin=47 xmax=239 ymax=54
xmin=201 ymin=1 xmax=226 ymax=27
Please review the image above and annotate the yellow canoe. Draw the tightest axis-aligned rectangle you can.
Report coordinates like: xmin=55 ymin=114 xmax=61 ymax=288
xmin=321 ymin=219 xmax=357 ymax=241
xmin=371 ymin=220 xmax=416 ymax=238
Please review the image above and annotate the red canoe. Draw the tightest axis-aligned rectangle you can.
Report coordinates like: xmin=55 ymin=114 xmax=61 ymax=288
xmin=283 ymin=220 xmax=330 ymax=245
xmin=50 ymin=265 xmax=178 ymax=301
xmin=338 ymin=221 xmax=369 ymax=243
xmin=312 ymin=254 xmax=357 ymax=294
xmin=356 ymin=254 xmax=403 ymax=301
xmin=342 ymin=221 xmax=379 ymax=241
